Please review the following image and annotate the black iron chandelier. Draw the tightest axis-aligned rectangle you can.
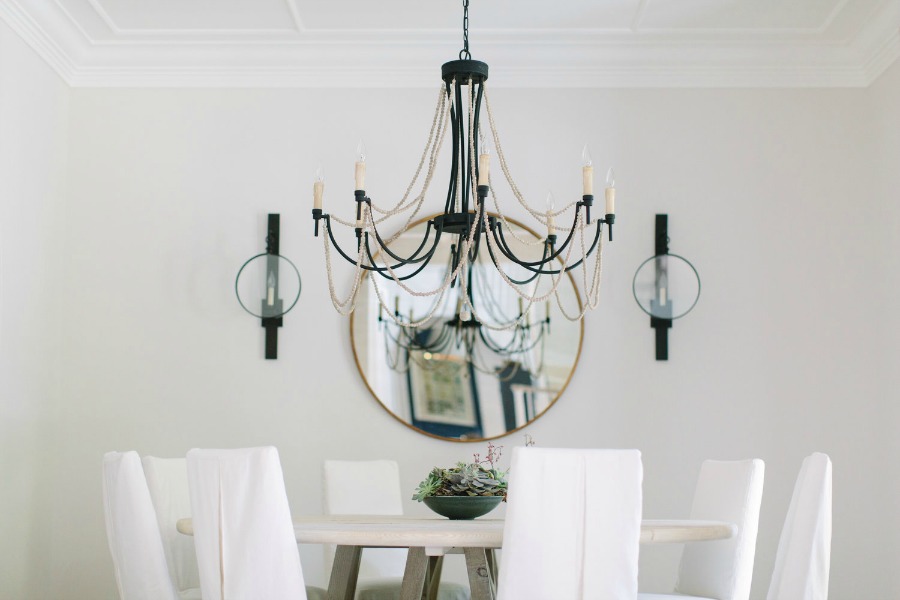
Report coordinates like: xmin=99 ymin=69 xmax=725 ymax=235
xmin=311 ymin=0 xmax=617 ymax=332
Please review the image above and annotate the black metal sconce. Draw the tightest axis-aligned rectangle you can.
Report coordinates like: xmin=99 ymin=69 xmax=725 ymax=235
xmin=633 ymin=214 xmax=700 ymax=360
xmin=235 ymin=214 xmax=302 ymax=359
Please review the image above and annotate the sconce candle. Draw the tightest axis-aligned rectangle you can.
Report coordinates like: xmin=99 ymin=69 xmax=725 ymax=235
xmin=267 ymin=271 xmax=276 ymax=306
xmin=355 ymin=140 xmax=367 ymax=191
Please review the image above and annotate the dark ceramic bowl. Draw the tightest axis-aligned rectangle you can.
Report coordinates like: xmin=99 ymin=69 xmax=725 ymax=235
xmin=423 ymin=495 xmax=503 ymax=520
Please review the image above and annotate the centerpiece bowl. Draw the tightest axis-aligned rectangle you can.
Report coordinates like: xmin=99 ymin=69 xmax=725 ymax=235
xmin=413 ymin=443 xmax=508 ymax=520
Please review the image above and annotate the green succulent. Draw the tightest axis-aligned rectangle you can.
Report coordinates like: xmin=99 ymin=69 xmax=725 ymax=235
xmin=412 ymin=449 xmax=508 ymax=502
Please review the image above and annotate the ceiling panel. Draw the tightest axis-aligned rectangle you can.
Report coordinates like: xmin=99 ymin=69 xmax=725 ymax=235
xmin=1 ymin=0 xmax=897 ymax=87
xmin=92 ymin=0 xmax=299 ymax=31
xmin=296 ymin=0 xmax=641 ymax=31
xmin=638 ymin=0 xmax=847 ymax=31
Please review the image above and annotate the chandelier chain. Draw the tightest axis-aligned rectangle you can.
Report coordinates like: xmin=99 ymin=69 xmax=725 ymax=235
xmin=460 ymin=0 xmax=471 ymax=60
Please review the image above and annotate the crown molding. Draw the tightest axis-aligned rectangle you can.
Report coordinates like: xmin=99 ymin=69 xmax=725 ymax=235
xmin=2 ymin=0 xmax=899 ymax=89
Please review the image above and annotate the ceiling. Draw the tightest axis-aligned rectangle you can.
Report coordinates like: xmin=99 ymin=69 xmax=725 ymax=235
xmin=1 ymin=0 xmax=899 ymax=88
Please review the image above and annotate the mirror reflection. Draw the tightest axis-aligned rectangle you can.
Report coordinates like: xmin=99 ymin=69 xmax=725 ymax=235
xmin=350 ymin=214 xmax=584 ymax=441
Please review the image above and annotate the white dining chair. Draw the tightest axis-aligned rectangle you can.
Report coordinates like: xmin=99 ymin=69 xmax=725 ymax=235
xmin=102 ymin=451 xmax=180 ymax=600
xmin=141 ymin=456 xmax=201 ymax=600
xmin=766 ymin=453 xmax=832 ymax=600
xmin=187 ymin=446 xmax=326 ymax=600
xmin=323 ymin=459 xmax=470 ymax=600
xmin=496 ymin=447 xmax=644 ymax=600
xmin=639 ymin=458 xmax=765 ymax=600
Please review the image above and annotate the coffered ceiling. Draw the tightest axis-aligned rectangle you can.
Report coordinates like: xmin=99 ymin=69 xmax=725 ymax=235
xmin=1 ymin=0 xmax=899 ymax=87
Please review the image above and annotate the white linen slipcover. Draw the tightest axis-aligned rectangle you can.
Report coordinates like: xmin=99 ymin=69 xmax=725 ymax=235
xmin=323 ymin=459 xmax=469 ymax=600
xmin=673 ymin=459 xmax=765 ymax=600
xmin=766 ymin=453 xmax=832 ymax=600
xmin=142 ymin=456 xmax=201 ymax=599
xmin=496 ymin=447 xmax=643 ymax=600
xmin=186 ymin=446 xmax=308 ymax=600
xmin=102 ymin=451 xmax=179 ymax=600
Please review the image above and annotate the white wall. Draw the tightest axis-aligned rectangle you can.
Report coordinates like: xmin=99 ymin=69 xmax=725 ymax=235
xmin=0 ymin=19 xmax=69 ymax=600
xmin=2 ymin=58 xmax=899 ymax=598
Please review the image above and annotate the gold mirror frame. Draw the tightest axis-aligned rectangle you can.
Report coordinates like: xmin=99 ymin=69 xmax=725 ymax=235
xmin=349 ymin=213 xmax=584 ymax=443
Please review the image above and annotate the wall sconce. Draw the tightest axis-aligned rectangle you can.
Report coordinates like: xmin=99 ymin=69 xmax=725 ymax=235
xmin=632 ymin=214 xmax=700 ymax=360
xmin=235 ymin=214 xmax=301 ymax=359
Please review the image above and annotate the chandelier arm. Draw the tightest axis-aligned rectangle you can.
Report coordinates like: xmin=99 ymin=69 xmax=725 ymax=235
xmin=368 ymin=217 xmax=439 ymax=265
xmin=362 ymin=233 xmax=441 ymax=282
xmin=483 ymin=232 xmax=547 ymax=285
xmin=489 ymin=227 xmax=561 ymax=279
xmin=493 ymin=215 xmax=579 ymax=268
xmin=323 ymin=216 xmax=394 ymax=273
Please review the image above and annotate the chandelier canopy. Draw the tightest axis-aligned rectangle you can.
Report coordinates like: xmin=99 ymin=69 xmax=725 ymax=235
xmin=311 ymin=0 xmax=617 ymax=333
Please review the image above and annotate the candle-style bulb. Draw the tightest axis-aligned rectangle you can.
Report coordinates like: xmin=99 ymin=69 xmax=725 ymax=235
xmin=355 ymin=141 xmax=367 ymax=190
xmin=478 ymin=139 xmax=491 ymax=186
xmin=266 ymin=271 xmax=276 ymax=306
xmin=313 ymin=166 xmax=325 ymax=210
xmin=582 ymin=146 xmax=594 ymax=195
xmin=546 ymin=191 xmax=556 ymax=236
xmin=605 ymin=167 xmax=616 ymax=215
xmin=581 ymin=144 xmax=593 ymax=167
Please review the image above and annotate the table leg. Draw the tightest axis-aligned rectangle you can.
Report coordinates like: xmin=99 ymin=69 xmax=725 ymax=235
xmin=327 ymin=545 xmax=361 ymax=600
xmin=400 ymin=547 xmax=429 ymax=600
xmin=463 ymin=547 xmax=495 ymax=600
xmin=424 ymin=555 xmax=444 ymax=600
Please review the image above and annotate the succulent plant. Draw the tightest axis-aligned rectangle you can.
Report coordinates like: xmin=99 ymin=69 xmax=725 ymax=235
xmin=413 ymin=444 xmax=508 ymax=502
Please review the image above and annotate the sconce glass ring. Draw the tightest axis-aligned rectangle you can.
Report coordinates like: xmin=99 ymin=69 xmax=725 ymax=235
xmin=235 ymin=253 xmax=302 ymax=319
xmin=632 ymin=253 xmax=701 ymax=320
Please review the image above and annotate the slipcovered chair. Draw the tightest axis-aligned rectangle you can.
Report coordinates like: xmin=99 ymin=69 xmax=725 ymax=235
xmin=142 ymin=456 xmax=201 ymax=600
xmin=102 ymin=451 xmax=180 ymax=600
xmin=766 ymin=453 xmax=832 ymax=600
xmin=187 ymin=447 xmax=326 ymax=600
xmin=323 ymin=459 xmax=469 ymax=600
xmin=496 ymin=447 xmax=644 ymax=600
xmin=639 ymin=458 xmax=765 ymax=600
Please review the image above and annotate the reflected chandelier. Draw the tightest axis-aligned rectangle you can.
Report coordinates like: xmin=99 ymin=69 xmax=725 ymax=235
xmin=311 ymin=0 xmax=617 ymax=332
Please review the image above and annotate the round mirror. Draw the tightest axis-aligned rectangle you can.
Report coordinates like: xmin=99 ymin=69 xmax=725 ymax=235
xmin=350 ymin=214 xmax=584 ymax=442
xmin=632 ymin=254 xmax=701 ymax=320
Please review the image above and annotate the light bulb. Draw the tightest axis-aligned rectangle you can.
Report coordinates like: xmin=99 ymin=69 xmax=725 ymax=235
xmin=478 ymin=138 xmax=491 ymax=186
xmin=313 ymin=166 xmax=325 ymax=210
xmin=546 ymin=192 xmax=556 ymax=236
xmin=266 ymin=271 xmax=276 ymax=306
xmin=355 ymin=141 xmax=367 ymax=190
xmin=605 ymin=167 xmax=616 ymax=214
xmin=581 ymin=144 xmax=593 ymax=168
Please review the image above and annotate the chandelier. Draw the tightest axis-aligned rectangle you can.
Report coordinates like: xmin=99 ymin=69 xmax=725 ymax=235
xmin=311 ymin=0 xmax=617 ymax=333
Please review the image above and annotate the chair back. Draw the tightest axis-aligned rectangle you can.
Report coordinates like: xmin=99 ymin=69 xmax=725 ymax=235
xmin=142 ymin=456 xmax=201 ymax=594
xmin=102 ymin=451 xmax=179 ymax=600
xmin=766 ymin=453 xmax=832 ymax=600
xmin=497 ymin=447 xmax=643 ymax=600
xmin=187 ymin=447 xmax=307 ymax=600
xmin=675 ymin=458 xmax=765 ymax=600
xmin=323 ymin=459 xmax=406 ymax=579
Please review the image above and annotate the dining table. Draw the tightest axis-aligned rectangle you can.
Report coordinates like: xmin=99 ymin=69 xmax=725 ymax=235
xmin=177 ymin=515 xmax=736 ymax=600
